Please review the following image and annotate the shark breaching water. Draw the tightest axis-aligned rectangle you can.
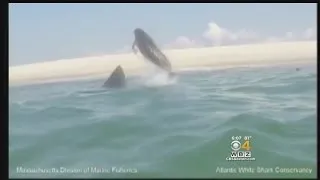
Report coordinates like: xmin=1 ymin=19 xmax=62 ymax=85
xmin=103 ymin=65 xmax=126 ymax=88
xmin=132 ymin=28 xmax=175 ymax=78
xmin=103 ymin=28 xmax=175 ymax=88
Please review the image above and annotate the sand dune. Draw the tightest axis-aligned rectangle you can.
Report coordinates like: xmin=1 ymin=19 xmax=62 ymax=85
xmin=9 ymin=41 xmax=317 ymax=86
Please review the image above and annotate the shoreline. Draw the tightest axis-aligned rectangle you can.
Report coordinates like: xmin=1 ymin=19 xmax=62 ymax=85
xmin=9 ymin=60 xmax=315 ymax=88
xmin=9 ymin=41 xmax=317 ymax=86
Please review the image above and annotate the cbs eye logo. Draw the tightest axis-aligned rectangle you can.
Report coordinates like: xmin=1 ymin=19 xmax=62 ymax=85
xmin=231 ymin=140 xmax=251 ymax=151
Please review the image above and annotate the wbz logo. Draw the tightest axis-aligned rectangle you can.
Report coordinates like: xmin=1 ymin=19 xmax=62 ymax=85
xmin=229 ymin=140 xmax=252 ymax=158
xmin=227 ymin=138 xmax=255 ymax=161
xmin=231 ymin=151 xmax=251 ymax=157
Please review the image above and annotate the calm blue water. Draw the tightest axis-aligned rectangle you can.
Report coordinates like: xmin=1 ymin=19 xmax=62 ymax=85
xmin=9 ymin=63 xmax=317 ymax=178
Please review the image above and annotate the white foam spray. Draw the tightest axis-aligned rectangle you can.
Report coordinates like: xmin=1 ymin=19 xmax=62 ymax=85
xmin=134 ymin=54 xmax=177 ymax=87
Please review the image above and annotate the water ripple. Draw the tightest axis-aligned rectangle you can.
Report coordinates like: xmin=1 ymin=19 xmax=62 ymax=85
xmin=9 ymin=64 xmax=317 ymax=178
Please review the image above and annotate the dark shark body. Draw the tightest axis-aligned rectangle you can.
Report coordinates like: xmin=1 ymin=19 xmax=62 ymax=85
xmin=103 ymin=65 xmax=126 ymax=88
xmin=132 ymin=28 xmax=175 ymax=77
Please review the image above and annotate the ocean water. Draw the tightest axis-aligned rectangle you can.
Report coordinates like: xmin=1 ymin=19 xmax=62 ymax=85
xmin=9 ymin=63 xmax=317 ymax=178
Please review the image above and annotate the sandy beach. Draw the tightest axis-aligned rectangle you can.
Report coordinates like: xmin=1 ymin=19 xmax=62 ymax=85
xmin=9 ymin=41 xmax=317 ymax=86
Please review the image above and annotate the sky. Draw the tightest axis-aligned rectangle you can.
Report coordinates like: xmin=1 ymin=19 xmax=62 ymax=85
xmin=9 ymin=3 xmax=317 ymax=66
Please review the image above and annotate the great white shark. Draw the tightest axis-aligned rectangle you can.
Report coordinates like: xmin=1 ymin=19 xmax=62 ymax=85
xmin=103 ymin=28 xmax=175 ymax=88
xmin=132 ymin=28 xmax=175 ymax=78
xmin=103 ymin=65 xmax=126 ymax=88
